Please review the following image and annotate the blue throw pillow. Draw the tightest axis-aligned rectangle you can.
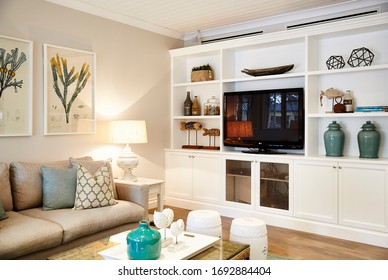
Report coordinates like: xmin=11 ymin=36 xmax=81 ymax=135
xmin=40 ymin=166 xmax=77 ymax=211
xmin=0 ymin=199 xmax=8 ymax=220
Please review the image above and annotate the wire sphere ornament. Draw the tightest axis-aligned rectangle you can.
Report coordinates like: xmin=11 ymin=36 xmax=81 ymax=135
xmin=326 ymin=55 xmax=345 ymax=70
xmin=347 ymin=47 xmax=375 ymax=67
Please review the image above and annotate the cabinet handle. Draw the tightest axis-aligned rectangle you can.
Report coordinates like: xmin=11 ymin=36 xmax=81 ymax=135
xmin=333 ymin=166 xmax=337 ymax=169
xmin=338 ymin=166 xmax=342 ymax=169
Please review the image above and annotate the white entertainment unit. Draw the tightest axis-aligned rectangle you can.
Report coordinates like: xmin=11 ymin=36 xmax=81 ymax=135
xmin=165 ymin=13 xmax=388 ymax=248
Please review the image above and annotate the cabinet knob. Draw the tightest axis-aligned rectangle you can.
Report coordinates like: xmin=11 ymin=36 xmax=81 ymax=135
xmin=333 ymin=166 xmax=337 ymax=169
xmin=338 ymin=166 xmax=342 ymax=169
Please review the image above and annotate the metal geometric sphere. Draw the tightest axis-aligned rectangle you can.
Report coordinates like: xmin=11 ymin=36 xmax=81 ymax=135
xmin=326 ymin=55 xmax=345 ymax=70
xmin=347 ymin=47 xmax=375 ymax=67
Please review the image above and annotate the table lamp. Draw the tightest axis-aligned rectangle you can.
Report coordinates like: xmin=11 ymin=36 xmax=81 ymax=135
xmin=109 ymin=120 xmax=148 ymax=181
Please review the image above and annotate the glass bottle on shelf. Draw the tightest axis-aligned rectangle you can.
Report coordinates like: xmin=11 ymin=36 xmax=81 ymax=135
xmin=183 ymin=91 xmax=192 ymax=116
xmin=343 ymin=90 xmax=354 ymax=113
xmin=192 ymin=96 xmax=201 ymax=116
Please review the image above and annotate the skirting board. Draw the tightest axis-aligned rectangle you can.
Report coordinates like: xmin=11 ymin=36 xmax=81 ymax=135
xmin=166 ymin=196 xmax=388 ymax=249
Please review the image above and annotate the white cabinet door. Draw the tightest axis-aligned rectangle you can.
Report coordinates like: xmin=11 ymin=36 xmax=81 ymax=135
xmin=165 ymin=152 xmax=221 ymax=203
xmin=192 ymin=154 xmax=222 ymax=203
xmin=339 ymin=162 xmax=388 ymax=232
xmin=294 ymin=160 xmax=338 ymax=223
xmin=165 ymin=152 xmax=193 ymax=199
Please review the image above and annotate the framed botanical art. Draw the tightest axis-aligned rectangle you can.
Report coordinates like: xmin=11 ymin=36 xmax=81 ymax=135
xmin=0 ymin=35 xmax=33 ymax=137
xmin=44 ymin=44 xmax=96 ymax=135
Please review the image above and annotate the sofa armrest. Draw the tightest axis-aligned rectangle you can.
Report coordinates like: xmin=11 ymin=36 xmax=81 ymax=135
xmin=115 ymin=182 xmax=149 ymax=219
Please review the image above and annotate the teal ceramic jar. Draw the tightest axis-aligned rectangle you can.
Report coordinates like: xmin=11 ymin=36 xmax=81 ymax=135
xmin=126 ymin=220 xmax=161 ymax=260
xmin=358 ymin=121 xmax=380 ymax=158
xmin=324 ymin=121 xmax=345 ymax=157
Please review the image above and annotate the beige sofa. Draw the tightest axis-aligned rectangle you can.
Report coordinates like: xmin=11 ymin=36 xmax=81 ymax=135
xmin=0 ymin=157 xmax=149 ymax=260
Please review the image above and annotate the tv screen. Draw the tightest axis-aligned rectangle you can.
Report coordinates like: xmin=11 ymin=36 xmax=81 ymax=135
xmin=223 ymin=87 xmax=304 ymax=154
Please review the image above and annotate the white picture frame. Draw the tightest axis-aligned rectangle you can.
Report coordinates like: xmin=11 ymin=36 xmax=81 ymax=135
xmin=0 ymin=35 xmax=33 ymax=137
xmin=44 ymin=44 xmax=96 ymax=135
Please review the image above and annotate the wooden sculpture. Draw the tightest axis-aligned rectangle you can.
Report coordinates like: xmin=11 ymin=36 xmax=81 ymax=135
xmin=181 ymin=121 xmax=203 ymax=149
xmin=203 ymin=128 xmax=220 ymax=150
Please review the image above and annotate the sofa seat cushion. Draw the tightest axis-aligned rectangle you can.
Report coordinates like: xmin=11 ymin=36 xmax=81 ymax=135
xmin=20 ymin=200 xmax=144 ymax=243
xmin=0 ymin=211 xmax=63 ymax=259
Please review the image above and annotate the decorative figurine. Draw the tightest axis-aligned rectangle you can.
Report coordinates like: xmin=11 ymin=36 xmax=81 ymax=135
xmin=326 ymin=55 xmax=345 ymax=70
xmin=203 ymin=128 xmax=220 ymax=150
xmin=320 ymin=87 xmax=345 ymax=113
xmin=348 ymin=47 xmax=374 ymax=67
xmin=167 ymin=219 xmax=186 ymax=252
xmin=153 ymin=208 xmax=174 ymax=247
xmin=180 ymin=121 xmax=203 ymax=149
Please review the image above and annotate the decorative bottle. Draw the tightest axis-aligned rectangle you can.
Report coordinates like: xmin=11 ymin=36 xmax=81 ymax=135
xmin=323 ymin=121 xmax=345 ymax=157
xmin=184 ymin=91 xmax=192 ymax=116
xmin=126 ymin=220 xmax=161 ymax=260
xmin=358 ymin=121 xmax=380 ymax=158
xmin=192 ymin=95 xmax=201 ymax=116
xmin=343 ymin=90 xmax=354 ymax=113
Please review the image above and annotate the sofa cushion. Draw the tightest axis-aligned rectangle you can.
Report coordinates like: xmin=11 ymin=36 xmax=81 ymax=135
xmin=73 ymin=163 xmax=117 ymax=210
xmin=0 ymin=211 xmax=63 ymax=259
xmin=0 ymin=200 xmax=8 ymax=220
xmin=9 ymin=157 xmax=92 ymax=211
xmin=0 ymin=162 xmax=13 ymax=211
xmin=69 ymin=157 xmax=117 ymax=198
xmin=40 ymin=166 xmax=77 ymax=211
xmin=20 ymin=200 xmax=144 ymax=243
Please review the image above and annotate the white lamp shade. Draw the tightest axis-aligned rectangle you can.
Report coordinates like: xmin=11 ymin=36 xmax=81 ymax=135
xmin=109 ymin=120 xmax=148 ymax=144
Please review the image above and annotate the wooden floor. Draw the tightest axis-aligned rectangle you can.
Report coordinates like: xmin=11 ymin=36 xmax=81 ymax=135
xmin=152 ymin=206 xmax=388 ymax=260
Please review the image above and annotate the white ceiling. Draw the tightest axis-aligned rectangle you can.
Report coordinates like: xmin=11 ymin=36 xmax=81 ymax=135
xmin=47 ymin=0 xmax=388 ymax=40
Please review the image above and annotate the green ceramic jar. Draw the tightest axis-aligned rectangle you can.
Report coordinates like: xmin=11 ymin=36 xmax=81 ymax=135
xmin=126 ymin=220 xmax=161 ymax=260
xmin=324 ymin=121 xmax=345 ymax=157
xmin=358 ymin=121 xmax=380 ymax=158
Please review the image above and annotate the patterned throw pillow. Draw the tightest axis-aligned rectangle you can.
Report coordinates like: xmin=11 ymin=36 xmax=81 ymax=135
xmin=73 ymin=162 xmax=117 ymax=210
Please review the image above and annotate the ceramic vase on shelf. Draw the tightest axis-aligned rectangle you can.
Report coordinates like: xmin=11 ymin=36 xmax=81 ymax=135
xmin=126 ymin=220 xmax=161 ymax=260
xmin=358 ymin=121 xmax=380 ymax=158
xmin=324 ymin=121 xmax=345 ymax=157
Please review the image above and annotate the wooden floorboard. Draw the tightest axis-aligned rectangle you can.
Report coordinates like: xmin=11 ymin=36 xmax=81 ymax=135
xmin=151 ymin=206 xmax=388 ymax=260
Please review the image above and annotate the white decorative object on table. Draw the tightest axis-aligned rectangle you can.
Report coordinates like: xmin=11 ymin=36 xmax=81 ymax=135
xmin=168 ymin=219 xmax=185 ymax=252
xmin=153 ymin=208 xmax=174 ymax=247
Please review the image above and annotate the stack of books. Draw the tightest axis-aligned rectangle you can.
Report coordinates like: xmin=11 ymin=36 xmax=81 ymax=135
xmin=355 ymin=106 xmax=388 ymax=112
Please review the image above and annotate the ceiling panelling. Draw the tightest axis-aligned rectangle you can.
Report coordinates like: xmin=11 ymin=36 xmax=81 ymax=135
xmin=47 ymin=0 xmax=387 ymax=39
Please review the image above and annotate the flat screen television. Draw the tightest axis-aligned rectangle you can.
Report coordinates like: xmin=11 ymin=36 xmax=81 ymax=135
xmin=223 ymin=87 xmax=304 ymax=154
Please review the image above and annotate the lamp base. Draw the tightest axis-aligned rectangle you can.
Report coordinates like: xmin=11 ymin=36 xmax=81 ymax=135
xmin=116 ymin=146 xmax=139 ymax=182
xmin=120 ymin=170 xmax=138 ymax=182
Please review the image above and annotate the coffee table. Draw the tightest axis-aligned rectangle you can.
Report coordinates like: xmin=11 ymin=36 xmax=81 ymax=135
xmin=49 ymin=234 xmax=249 ymax=260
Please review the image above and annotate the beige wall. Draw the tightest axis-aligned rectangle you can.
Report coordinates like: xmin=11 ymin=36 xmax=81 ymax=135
xmin=0 ymin=0 xmax=183 ymax=179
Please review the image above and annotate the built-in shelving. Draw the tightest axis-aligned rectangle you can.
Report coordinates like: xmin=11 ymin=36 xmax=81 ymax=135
xmin=169 ymin=13 xmax=388 ymax=159
xmin=166 ymin=14 xmax=388 ymax=248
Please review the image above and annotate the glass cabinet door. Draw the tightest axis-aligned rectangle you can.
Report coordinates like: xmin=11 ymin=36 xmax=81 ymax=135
xmin=260 ymin=162 xmax=289 ymax=210
xmin=225 ymin=159 xmax=252 ymax=205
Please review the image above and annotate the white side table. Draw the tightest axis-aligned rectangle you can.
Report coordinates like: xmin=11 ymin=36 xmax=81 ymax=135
xmin=115 ymin=178 xmax=165 ymax=211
